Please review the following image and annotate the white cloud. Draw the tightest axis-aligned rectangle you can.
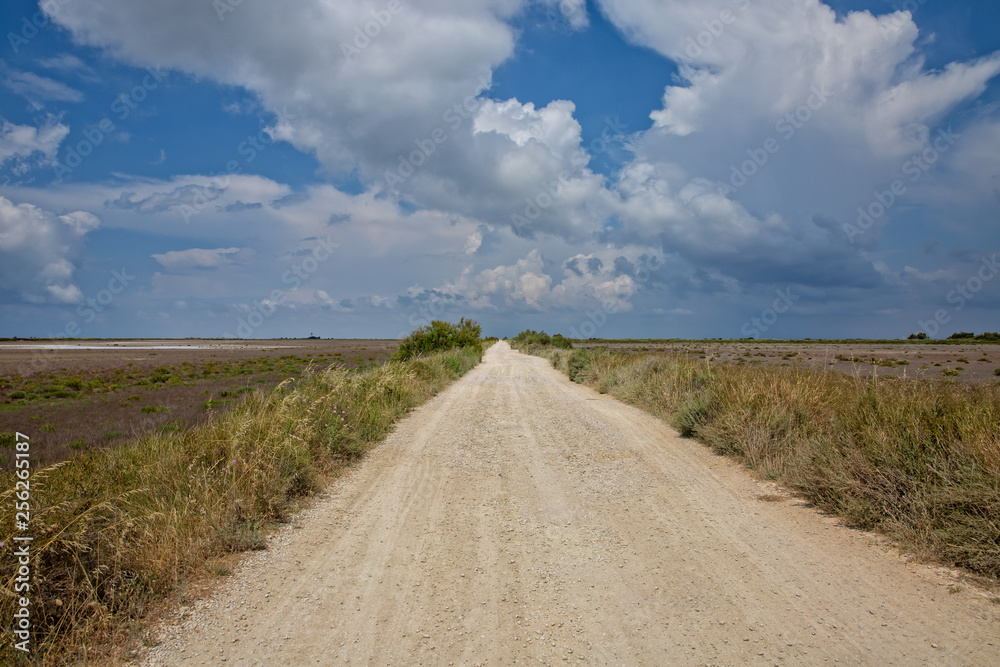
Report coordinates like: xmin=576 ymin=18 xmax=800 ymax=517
xmin=0 ymin=116 xmax=69 ymax=175
xmin=1 ymin=66 xmax=84 ymax=105
xmin=31 ymin=0 xmax=1000 ymax=324
xmin=599 ymin=0 xmax=1000 ymax=157
xmin=152 ymin=247 xmax=251 ymax=271
xmin=447 ymin=249 xmax=554 ymax=310
xmin=464 ymin=230 xmax=484 ymax=255
xmin=45 ymin=0 xmax=516 ymax=171
xmin=577 ymin=0 xmax=1000 ymax=288
xmin=37 ymin=54 xmax=100 ymax=83
xmin=0 ymin=196 xmax=99 ymax=304
xmin=58 ymin=210 xmax=101 ymax=235
xmin=474 ymin=98 xmax=587 ymax=164
xmin=43 ymin=0 xmax=615 ymax=242
xmin=427 ymin=245 xmax=658 ymax=313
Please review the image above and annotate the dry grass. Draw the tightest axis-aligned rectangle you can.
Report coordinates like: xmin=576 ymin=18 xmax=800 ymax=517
xmin=524 ymin=345 xmax=1000 ymax=579
xmin=0 ymin=347 xmax=482 ymax=664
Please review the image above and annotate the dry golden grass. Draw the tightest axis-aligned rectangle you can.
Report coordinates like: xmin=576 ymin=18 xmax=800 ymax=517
xmin=525 ymin=345 xmax=1000 ymax=580
xmin=0 ymin=347 xmax=482 ymax=664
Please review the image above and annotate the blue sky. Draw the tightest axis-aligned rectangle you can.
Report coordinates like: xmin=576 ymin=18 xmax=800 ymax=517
xmin=1 ymin=0 xmax=999 ymax=339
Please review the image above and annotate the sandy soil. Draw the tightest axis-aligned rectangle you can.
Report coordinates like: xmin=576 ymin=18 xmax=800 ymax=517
xmin=138 ymin=342 xmax=1000 ymax=666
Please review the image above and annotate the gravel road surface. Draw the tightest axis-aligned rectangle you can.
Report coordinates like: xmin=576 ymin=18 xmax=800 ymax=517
xmin=140 ymin=342 xmax=1000 ymax=666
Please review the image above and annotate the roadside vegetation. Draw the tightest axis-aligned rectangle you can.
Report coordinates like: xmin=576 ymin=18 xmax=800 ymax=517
xmin=392 ymin=318 xmax=483 ymax=361
xmin=510 ymin=329 xmax=573 ymax=349
xmin=0 ymin=330 xmax=485 ymax=664
xmin=513 ymin=337 xmax=1000 ymax=580
xmin=0 ymin=345 xmax=400 ymax=467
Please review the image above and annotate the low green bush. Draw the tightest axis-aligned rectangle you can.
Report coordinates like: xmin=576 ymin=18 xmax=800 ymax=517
xmin=392 ymin=318 xmax=483 ymax=361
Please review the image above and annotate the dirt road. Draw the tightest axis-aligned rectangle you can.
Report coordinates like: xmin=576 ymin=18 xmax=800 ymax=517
xmin=141 ymin=342 xmax=999 ymax=666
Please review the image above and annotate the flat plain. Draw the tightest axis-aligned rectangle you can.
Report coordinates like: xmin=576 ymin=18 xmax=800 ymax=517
xmin=581 ymin=340 xmax=1000 ymax=383
xmin=0 ymin=339 xmax=398 ymax=466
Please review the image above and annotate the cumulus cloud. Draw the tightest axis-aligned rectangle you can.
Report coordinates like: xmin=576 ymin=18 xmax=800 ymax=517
xmin=35 ymin=0 xmax=1000 ymax=320
xmin=43 ymin=0 xmax=613 ymax=242
xmin=577 ymin=0 xmax=1000 ymax=289
xmin=599 ymin=1 xmax=1000 ymax=150
xmin=0 ymin=196 xmax=99 ymax=304
xmin=414 ymin=244 xmax=660 ymax=314
xmin=44 ymin=0 xmax=515 ymax=170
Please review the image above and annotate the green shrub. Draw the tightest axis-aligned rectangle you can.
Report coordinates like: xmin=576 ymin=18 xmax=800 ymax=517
xmin=550 ymin=334 xmax=574 ymax=349
xmin=566 ymin=349 xmax=594 ymax=382
xmin=510 ymin=329 xmax=573 ymax=349
xmin=392 ymin=318 xmax=483 ymax=361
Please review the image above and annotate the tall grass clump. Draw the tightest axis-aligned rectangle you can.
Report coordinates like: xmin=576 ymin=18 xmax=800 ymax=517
xmin=0 ymin=346 xmax=482 ymax=664
xmin=528 ymin=347 xmax=1000 ymax=579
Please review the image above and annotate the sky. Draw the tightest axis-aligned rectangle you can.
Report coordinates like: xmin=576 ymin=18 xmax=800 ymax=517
xmin=1 ymin=0 xmax=999 ymax=340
